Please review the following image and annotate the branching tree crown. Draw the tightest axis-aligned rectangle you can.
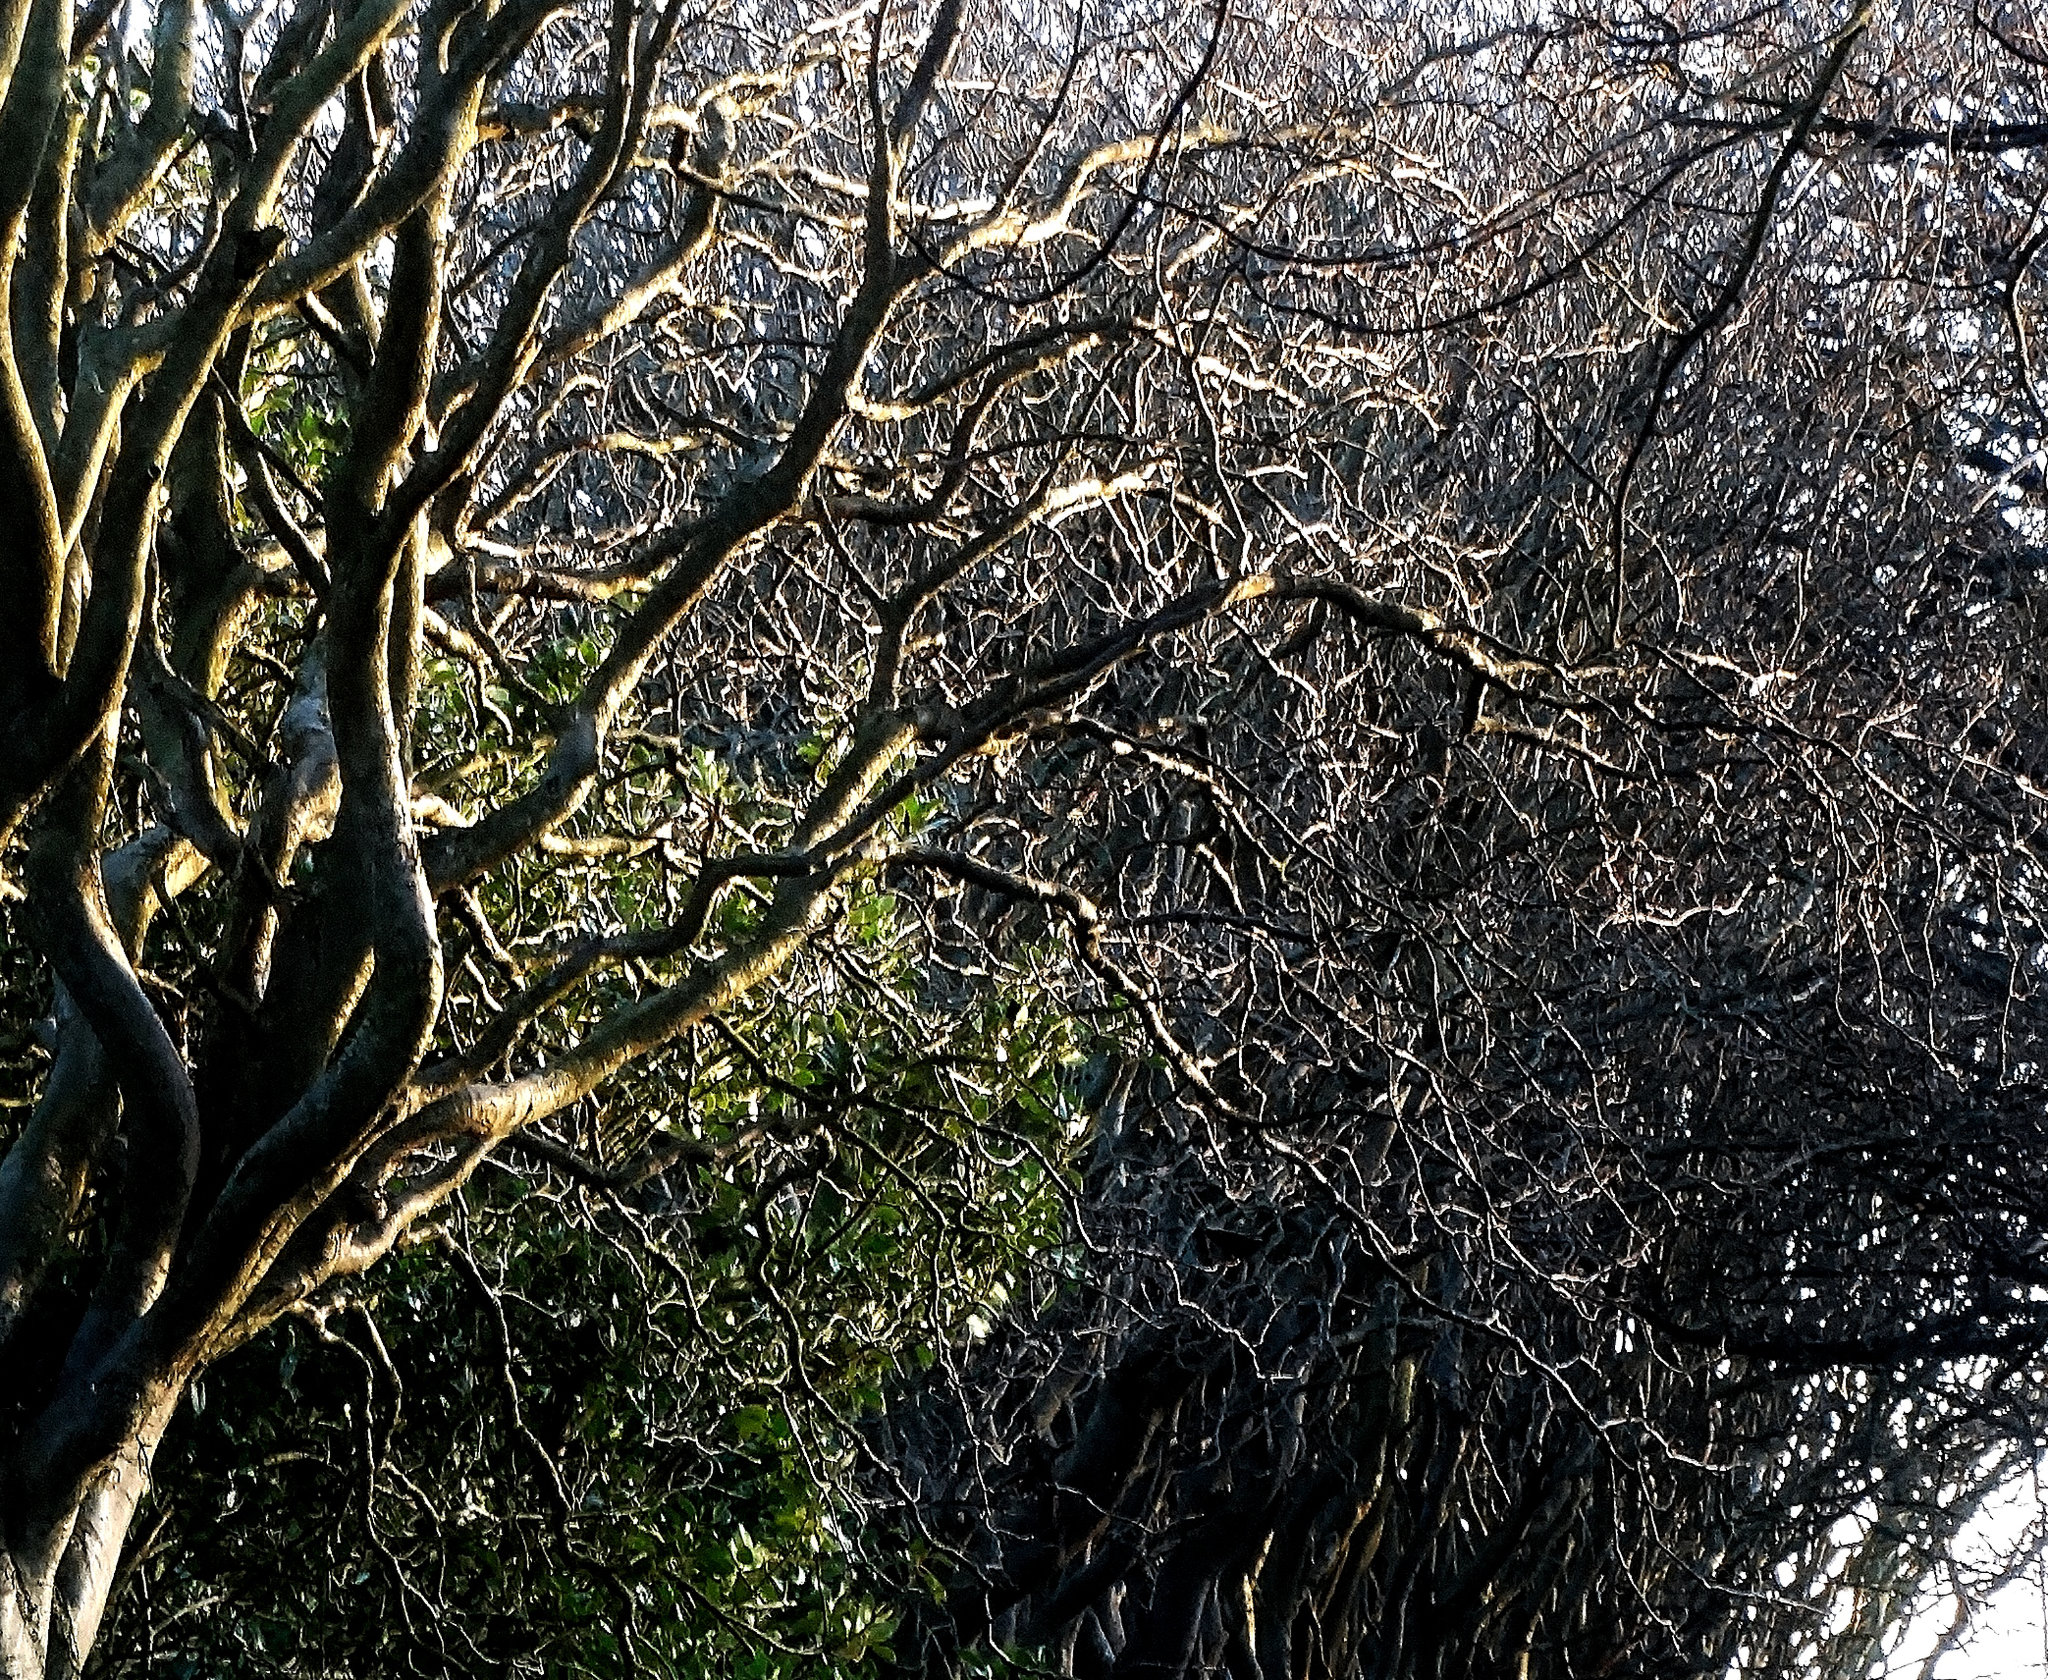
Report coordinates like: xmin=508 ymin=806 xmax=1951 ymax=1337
xmin=1 ymin=0 xmax=2047 ymax=1673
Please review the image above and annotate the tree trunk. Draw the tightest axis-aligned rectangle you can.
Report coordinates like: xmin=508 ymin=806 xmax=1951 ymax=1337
xmin=2 ymin=1406 xmax=166 ymax=1678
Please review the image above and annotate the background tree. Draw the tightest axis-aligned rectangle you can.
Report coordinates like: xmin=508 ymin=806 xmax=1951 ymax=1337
xmin=2 ymin=0 xmax=2048 ymax=1675
xmin=867 ymin=4 xmax=2048 ymax=1675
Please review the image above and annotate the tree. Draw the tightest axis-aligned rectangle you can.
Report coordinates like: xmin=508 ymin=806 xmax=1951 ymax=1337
xmin=865 ymin=4 xmax=2048 ymax=1673
xmin=0 ymin=0 xmax=1405 ymax=1665
xmin=3 ymin=0 xmax=2047 ymax=1674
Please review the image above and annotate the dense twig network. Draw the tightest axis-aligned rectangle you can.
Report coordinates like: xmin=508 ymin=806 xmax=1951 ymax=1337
xmin=0 ymin=0 xmax=2044 ymax=1674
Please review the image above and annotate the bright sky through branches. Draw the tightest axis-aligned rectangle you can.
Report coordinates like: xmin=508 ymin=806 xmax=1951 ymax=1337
xmin=1893 ymin=1475 xmax=2048 ymax=1680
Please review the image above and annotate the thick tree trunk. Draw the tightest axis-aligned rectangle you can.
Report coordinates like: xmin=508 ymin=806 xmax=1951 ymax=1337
xmin=0 ymin=1582 xmax=37 ymax=1680
xmin=1 ymin=1411 xmax=162 ymax=1679
xmin=49 ymin=1446 xmax=152 ymax=1671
